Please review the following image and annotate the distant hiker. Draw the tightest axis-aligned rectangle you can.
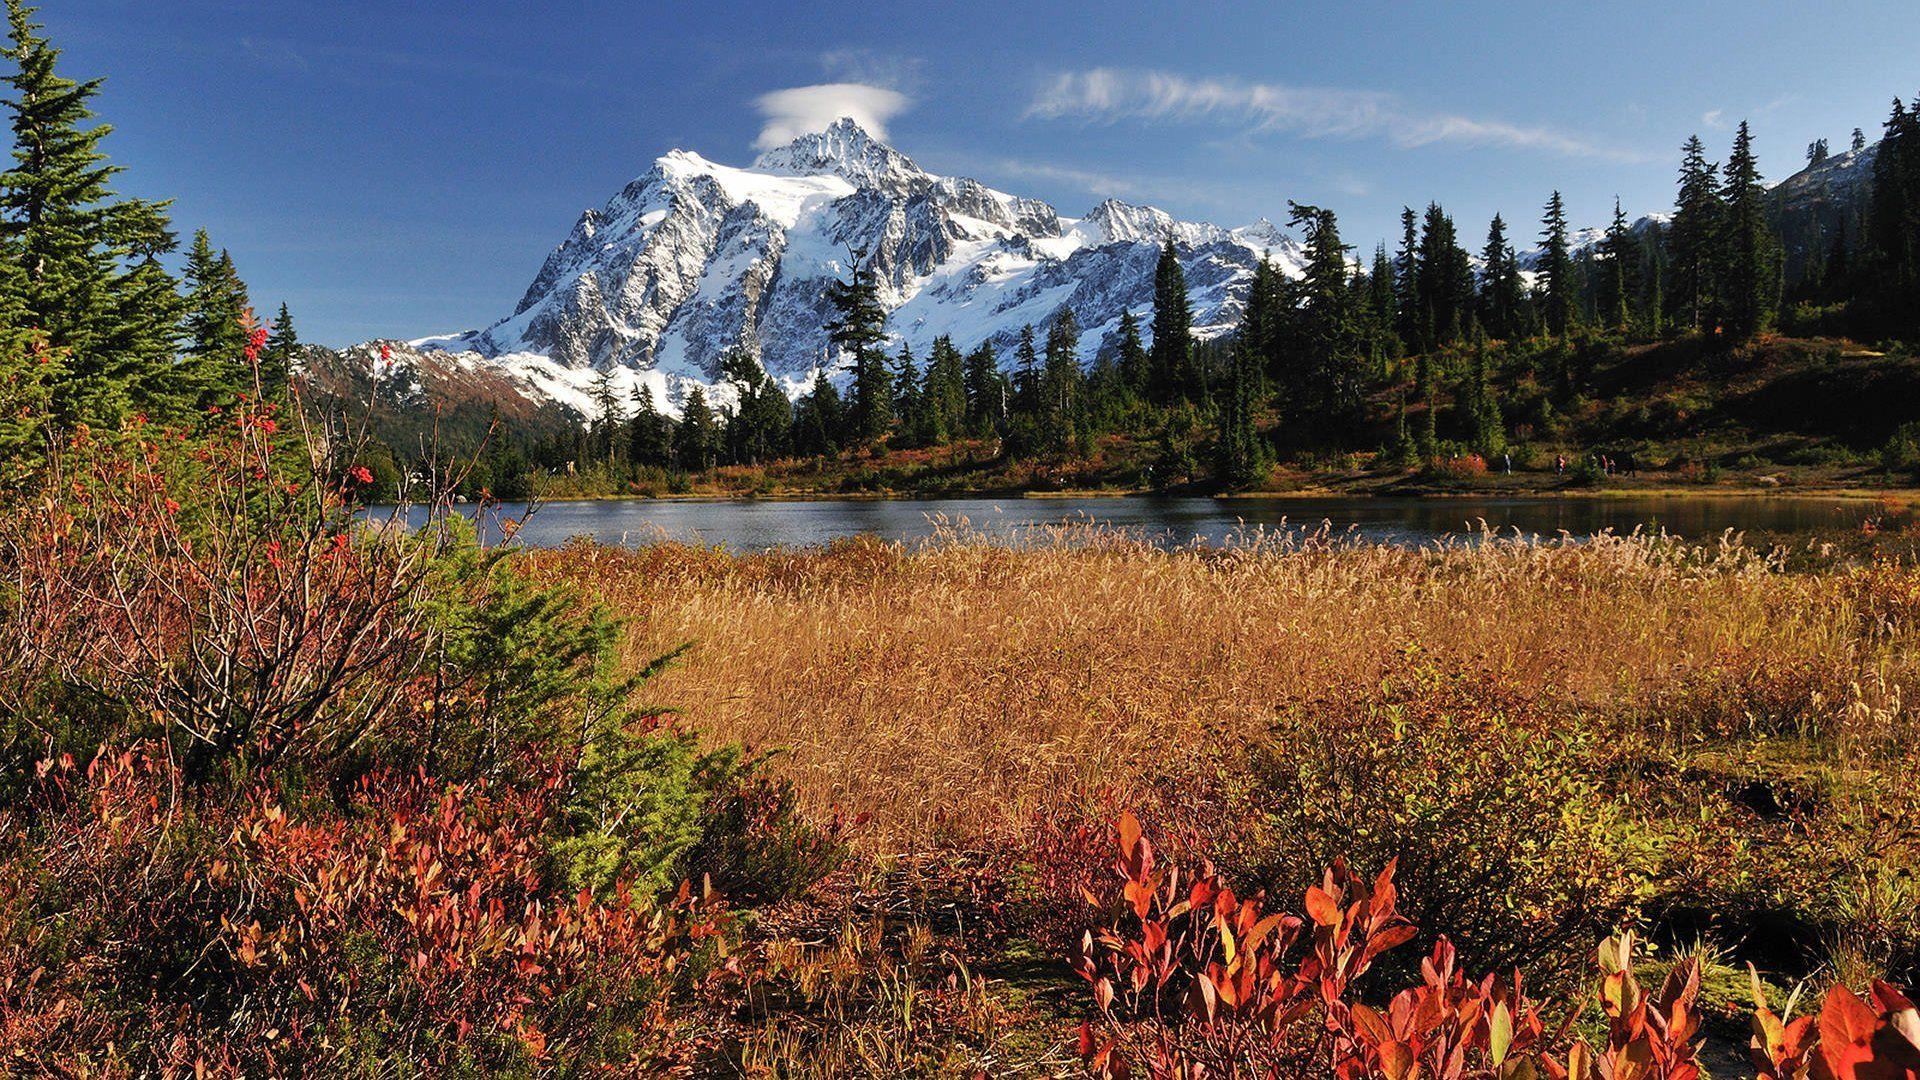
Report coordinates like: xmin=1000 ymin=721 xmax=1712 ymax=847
xmin=1556 ymin=454 xmax=1566 ymax=476
xmin=1503 ymin=453 xmax=1512 ymax=475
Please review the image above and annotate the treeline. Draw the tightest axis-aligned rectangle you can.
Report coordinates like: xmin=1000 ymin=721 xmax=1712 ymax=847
xmin=566 ymin=102 xmax=1920 ymax=492
xmin=0 ymin=2 xmax=301 ymax=479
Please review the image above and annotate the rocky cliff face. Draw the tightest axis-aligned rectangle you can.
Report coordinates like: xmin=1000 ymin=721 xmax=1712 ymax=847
xmin=404 ymin=117 xmax=1306 ymax=411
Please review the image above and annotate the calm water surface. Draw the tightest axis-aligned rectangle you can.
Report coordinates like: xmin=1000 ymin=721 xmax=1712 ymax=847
xmin=377 ymin=494 xmax=1886 ymax=552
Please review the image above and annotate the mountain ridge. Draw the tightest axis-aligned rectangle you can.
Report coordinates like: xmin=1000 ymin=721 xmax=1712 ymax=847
xmin=381 ymin=117 xmax=1302 ymax=416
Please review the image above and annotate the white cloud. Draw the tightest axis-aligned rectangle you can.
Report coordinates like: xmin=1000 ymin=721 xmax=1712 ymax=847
xmin=1702 ymin=108 xmax=1726 ymax=130
xmin=752 ymin=83 xmax=912 ymax=150
xmin=1027 ymin=69 xmax=1648 ymax=163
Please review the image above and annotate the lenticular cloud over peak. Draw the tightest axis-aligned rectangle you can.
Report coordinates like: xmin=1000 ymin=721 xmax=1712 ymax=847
xmin=752 ymin=82 xmax=911 ymax=150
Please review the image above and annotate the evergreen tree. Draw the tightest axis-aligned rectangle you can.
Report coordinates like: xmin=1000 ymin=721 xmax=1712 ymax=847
xmin=1465 ymin=345 xmax=1504 ymax=456
xmin=1286 ymin=202 xmax=1366 ymax=442
xmin=1853 ymin=128 xmax=1869 ymax=153
xmin=1867 ymin=96 xmax=1919 ymax=333
xmin=961 ymin=341 xmax=1004 ymax=437
xmin=1719 ymin=120 xmax=1780 ymax=341
xmin=1537 ymin=191 xmax=1577 ymax=337
xmin=1216 ymin=315 xmax=1260 ymax=485
xmin=720 ymin=349 xmax=789 ymax=464
xmin=175 ymin=229 xmax=251 ymax=410
xmin=1807 ymin=138 xmax=1831 ymax=166
xmin=823 ymin=249 xmax=891 ymax=444
xmin=1011 ymin=324 xmax=1041 ymax=418
xmin=0 ymin=253 xmax=48 ymax=472
xmin=1114 ymin=308 xmax=1149 ymax=400
xmin=1640 ymin=219 xmax=1667 ymax=335
xmin=1367 ymin=243 xmax=1399 ymax=352
xmin=672 ymin=384 xmax=718 ymax=472
xmin=1040 ymin=307 xmax=1082 ymax=452
xmin=1597 ymin=198 xmax=1642 ymax=331
xmin=1669 ymin=135 xmax=1724 ymax=332
xmin=1478 ymin=214 xmax=1524 ymax=341
xmin=1147 ymin=239 xmax=1194 ymax=404
xmin=589 ymin=366 xmax=624 ymax=467
xmin=1415 ymin=351 xmax=1438 ymax=460
xmin=921 ymin=335 xmax=966 ymax=443
xmin=891 ymin=341 xmax=922 ymax=446
xmin=1 ymin=0 xmax=178 ymax=427
xmin=790 ymin=370 xmax=845 ymax=458
xmin=1394 ymin=206 xmax=1423 ymax=350
xmin=1241 ymin=255 xmax=1285 ymax=392
xmin=260 ymin=301 xmax=298 ymax=399
xmin=627 ymin=383 xmax=672 ymax=468
xmin=1416 ymin=203 xmax=1474 ymax=347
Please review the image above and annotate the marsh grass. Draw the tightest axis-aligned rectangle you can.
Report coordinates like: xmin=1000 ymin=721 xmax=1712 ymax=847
xmin=532 ymin=525 xmax=1918 ymax=854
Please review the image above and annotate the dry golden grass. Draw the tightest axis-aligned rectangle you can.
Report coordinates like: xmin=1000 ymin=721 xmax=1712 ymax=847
xmin=529 ymin=526 xmax=1920 ymax=854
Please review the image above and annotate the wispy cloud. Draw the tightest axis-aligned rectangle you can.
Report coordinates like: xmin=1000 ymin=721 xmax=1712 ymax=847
xmin=752 ymin=82 xmax=912 ymax=150
xmin=1026 ymin=69 xmax=1649 ymax=163
xmin=1701 ymin=95 xmax=1793 ymax=133
xmin=818 ymin=48 xmax=925 ymax=93
xmin=985 ymin=157 xmax=1141 ymax=198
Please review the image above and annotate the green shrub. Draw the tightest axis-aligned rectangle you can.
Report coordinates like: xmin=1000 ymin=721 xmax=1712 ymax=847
xmin=1882 ymin=422 xmax=1920 ymax=476
xmin=1207 ymin=670 xmax=1661 ymax=993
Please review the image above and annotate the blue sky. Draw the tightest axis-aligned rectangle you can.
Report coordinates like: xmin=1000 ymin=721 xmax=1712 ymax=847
xmin=45 ymin=0 xmax=1920 ymax=345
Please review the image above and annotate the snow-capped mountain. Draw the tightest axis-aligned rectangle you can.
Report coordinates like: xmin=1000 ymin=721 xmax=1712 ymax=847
xmin=396 ymin=118 xmax=1305 ymax=416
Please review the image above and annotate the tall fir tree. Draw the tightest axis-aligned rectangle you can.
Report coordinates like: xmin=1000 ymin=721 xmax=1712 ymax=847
xmin=921 ymin=335 xmax=966 ymax=444
xmin=1867 ymin=96 xmax=1919 ymax=333
xmin=1286 ymin=202 xmax=1366 ymax=442
xmin=891 ymin=341 xmax=922 ymax=446
xmin=823 ymin=249 xmax=891 ymax=444
xmin=1367 ymin=243 xmax=1399 ymax=352
xmin=1147 ymin=238 xmax=1194 ymax=405
xmin=1597 ymin=198 xmax=1642 ymax=332
xmin=1537 ymin=191 xmax=1577 ymax=337
xmin=1415 ymin=203 xmax=1475 ymax=347
xmin=790 ymin=369 xmax=845 ymax=458
xmin=1393 ymin=206 xmax=1423 ymax=351
xmin=1011 ymin=324 xmax=1040 ymax=418
xmin=1719 ymin=120 xmax=1780 ymax=341
xmin=1478 ymin=214 xmax=1525 ymax=341
xmin=1464 ymin=345 xmax=1504 ymax=456
xmin=1238 ymin=255 xmax=1285 ymax=397
xmin=175 ymin=229 xmax=251 ymax=410
xmin=1 ymin=0 xmax=179 ymax=426
xmin=260 ymin=301 xmax=298 ymax=399
xmin=588 ymin=366 xmax=624 ymax=467
xmin=1114 ymin=307 xmax=1149 ymax=401
xmin=1040 ymin=306 xmax=1083 ymax=452
xmin=961 ymin=340 xmax=1004 ymax=437
xmin=0 ymin=250 xmax=48 ymax=472
xmin=1669 ymin=135 xmax=1724 ymax=333
xmin=628 ymin=382 xmax=672 ymax=468
xmin=721 ymin=348 xmax=789 ymax=464
xmin=672 ymin=384 xmax=717 ymax=472
xmin=1216 ymin=314 xmax=1261 ymax=486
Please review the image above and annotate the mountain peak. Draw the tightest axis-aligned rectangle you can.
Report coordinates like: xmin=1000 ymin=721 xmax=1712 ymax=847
xmin=750 ymin=116 xmax=928 ymax=193
xmin=1080 ymin=199 xmax=1176 ymax=244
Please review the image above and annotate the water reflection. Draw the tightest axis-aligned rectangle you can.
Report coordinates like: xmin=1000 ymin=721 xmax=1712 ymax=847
xmin=368 ymin=494 xmax=1886 ymax=552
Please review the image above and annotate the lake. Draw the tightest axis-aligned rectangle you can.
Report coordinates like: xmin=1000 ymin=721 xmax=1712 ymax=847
xmin=376 ymin=494 xmax=1894 ymax=552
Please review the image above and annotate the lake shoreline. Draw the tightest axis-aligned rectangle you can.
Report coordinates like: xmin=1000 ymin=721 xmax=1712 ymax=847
xmin=461 ymin=483 xmax=1920 ymax=508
